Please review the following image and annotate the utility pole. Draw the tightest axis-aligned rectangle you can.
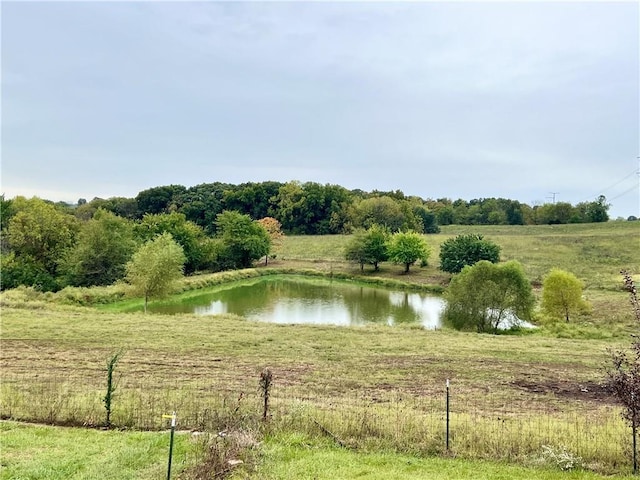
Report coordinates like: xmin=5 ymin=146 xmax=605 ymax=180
xmin=547 ymin=192 xmax=559 ymax=204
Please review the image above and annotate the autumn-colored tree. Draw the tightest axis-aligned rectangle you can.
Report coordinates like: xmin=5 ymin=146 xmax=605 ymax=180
xmin=257 ymin=217 xmax=284 ymax=265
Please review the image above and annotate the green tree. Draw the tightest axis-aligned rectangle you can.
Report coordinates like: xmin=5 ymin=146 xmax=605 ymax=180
xmin=411 ymin=203 xmax=440 ymax=233
xmin=535 ymin=202 xmax=574 ymax=225
xmin=353 ymin=196 xmax=405 ymax=232
xmin=6 ymin=197 xmax=79 ymax=286
xmin=135 ymin=185 xmax=187 ymax=217
xmin=439 ymin=234 xmax=501 ymax=274
xmin=135 ymin=212 xmax=209 ymax=274
xmin=0 ymin=252 xmax=58 ymax=291
xmin=345 ymin=224 xmax=390 ymax=271
xmin=125 ymin=233 xmax=186 ymax=313
xmin=271 ymin=181 xmax=350 ymax=234
xmin=61 ymin=209 xmax=137 ymax=287
xmin=444 ymin=260 xmax=535 ymax=334
xmin=215 ymin=211 xmax=271 ymax=269
xmin=585 ymin=195 xmax=610 ymax=223
xmin=387 ymin=231 xmax=430 ymax=273
xmin=541 ymin=268 xmax=589 ymax=322
xmin=174 ymin=182 xmax=232 ymax=234
xmin=223 ymin=181 xmax=283 ymax=221
xmin=0 ymin=194 xmax=15 ymax=232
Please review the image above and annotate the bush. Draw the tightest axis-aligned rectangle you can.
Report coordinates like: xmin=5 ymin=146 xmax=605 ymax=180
xmin=439 ymin=234 xmax=500 ymax=274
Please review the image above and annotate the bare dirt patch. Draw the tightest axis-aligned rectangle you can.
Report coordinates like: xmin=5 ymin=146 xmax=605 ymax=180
xmin=511 ymin=378 xmax=617 ymax=404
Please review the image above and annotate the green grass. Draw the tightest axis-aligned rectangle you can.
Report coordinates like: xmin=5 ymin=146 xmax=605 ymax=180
xmin=0 ymin=421 xmax=198 ymax=480
xmin=275 ymin=222 xmax=640 ymax=290
xmin=1 ymin=222 xmax=639 ymax=476
xmin=235 ymin=432 xmax=635 ymax=480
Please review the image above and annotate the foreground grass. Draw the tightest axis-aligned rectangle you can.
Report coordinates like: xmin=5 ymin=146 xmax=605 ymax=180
xmin=238 ymin=432 xmax=635 ymax=480
xmin=0 ymin=421 xmax=197 ymax=480
xmin=0 ymin=301 xmax=632 ymax=472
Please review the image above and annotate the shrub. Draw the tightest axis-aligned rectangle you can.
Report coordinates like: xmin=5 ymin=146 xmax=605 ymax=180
xmin=439 ymin=234 xmax=500 ymax=274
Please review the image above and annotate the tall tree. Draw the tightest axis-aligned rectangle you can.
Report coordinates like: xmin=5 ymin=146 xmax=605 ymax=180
xmin=6 ymin=197 xmax=79 ymax=281
xmin=61 ymin=209 xmax=137 ymax=287
xmin=135 ymin=185 xmax=187 ymax=217
xmin=125 ymin=233 xmax=186 ymax=313
xmin=174 ymin=182 xmax=232 ymax=234
xmin=223 ymin=181 xmax=283 ymax=220
xmin=353 ymin=196 xmax=405 ymax=232
xmin=216 ymin=211 xmax=271 ymax=269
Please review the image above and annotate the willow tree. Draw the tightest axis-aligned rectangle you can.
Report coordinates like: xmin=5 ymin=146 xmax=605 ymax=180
xmin=541 ymin=268 xmax=589 ymax=322
xmin=125 ymin=233 xmax=185 ymax=313
xmin=444 ymin=260 xmax=534 ymax=334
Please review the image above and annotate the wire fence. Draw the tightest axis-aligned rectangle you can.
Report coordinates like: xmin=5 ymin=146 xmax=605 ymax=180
xmin=0 ymin=371 xmax=631 ymax=473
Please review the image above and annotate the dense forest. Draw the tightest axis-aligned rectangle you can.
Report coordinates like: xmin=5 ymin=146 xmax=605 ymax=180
xmin=0 ymin=180 xmax=615 ymax=292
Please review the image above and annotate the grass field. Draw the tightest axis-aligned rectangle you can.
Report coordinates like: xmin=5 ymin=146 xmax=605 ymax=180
xmin=1 ymin=423 xmax=634 ymax=480
xmin=0 ymin=421 xmax=198 ymax=479
xmin=1 ymin=222 xmax=640 ymax=477
xmin=234 ymin=432 xmax=637 ymax=480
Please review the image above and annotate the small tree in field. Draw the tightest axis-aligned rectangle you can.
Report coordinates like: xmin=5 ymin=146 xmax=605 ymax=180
xmin=345 ymin=224 xmax=389 ymax=271
xmin=387 ymin=231 xmax=430 ymax=273
xmin=125 ymin=233 xmax=186 ymax=312
xmin=216 ymin=211 xmax=271 ymax=269
xmin=541 ymin=268 xmax=589 ymax=322
xmin=439 ymin=234 xmax=500 ymax=274
xmin=257 ymin=217 xmax=284 ymax=265
xmin=444 ymin=260 xmax=534 ymax=334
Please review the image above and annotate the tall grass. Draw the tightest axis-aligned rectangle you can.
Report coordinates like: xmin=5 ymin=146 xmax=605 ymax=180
xmin=0 ymin=372 xmax=630 ymax=474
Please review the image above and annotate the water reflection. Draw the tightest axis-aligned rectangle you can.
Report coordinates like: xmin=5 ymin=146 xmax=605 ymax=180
xmin=148 ymin=276 xmax=446 ymax=328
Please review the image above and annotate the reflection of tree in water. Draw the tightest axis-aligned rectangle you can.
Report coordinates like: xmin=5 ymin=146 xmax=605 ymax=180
xmin=211 ymin=280 xmax=275 ymax=317
xmin=342 ymin=286 xmax=393 ymax=324
xmin=341 ymin=287 xmax=422 ymax=325
xmin=389 ymin=292 xmax=423 ymax=324
xmin=158 ymin=277 xmax=426 ymax=326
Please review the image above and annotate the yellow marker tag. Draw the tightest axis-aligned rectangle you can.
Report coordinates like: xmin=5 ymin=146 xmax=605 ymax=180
xmin=162 ymin=414 xmax=174 ymax=419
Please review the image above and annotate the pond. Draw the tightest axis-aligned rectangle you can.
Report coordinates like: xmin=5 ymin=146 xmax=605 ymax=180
xmin=146 ymin=276 xmax=447 ymax=329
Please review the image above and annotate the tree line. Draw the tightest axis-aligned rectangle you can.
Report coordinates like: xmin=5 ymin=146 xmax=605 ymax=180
xmin=0 ymin=181 xmax=613 ymax=292
xmin=12 ymin=181 xmax=612 ymax=236
xmin=0 ymin=196 xmax=274 ymax=292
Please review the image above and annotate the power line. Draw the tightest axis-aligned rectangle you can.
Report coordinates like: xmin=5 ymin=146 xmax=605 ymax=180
xmin=608 ymin=182 xmax=640 ymax=202
xmin=546 ymin=192 xmax=559 ymax=203
xmin=580 ymin=168 xmax=639 ymax=203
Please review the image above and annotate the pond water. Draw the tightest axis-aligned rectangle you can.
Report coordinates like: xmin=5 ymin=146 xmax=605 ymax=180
xmin=147 ymin=276 xmax=447 ymax=328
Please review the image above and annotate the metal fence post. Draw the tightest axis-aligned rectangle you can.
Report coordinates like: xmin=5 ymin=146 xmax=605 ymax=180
xmin=446 ymin=379 xmax=450 ymax=451
xmin=163 ymin=412 xmax=177 ymax=480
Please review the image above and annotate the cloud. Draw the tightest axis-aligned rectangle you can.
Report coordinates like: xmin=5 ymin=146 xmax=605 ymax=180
xmin=1 ymin=1 xmax=638 ymax=218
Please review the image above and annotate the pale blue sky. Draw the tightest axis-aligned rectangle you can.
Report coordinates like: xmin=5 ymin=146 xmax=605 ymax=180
xmin=2 ymin=1 xmax=639 ymax=218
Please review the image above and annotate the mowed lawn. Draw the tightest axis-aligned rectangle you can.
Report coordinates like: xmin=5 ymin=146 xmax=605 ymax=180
xmin=1 ymin=423 xmax=635 ymax=480
xmin=0 ymin=421 xmax=198 ymax=480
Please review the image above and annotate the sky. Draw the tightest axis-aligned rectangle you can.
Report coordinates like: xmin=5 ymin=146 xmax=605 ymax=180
xmin=2 ymin=1 xmax=639 ymax=219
